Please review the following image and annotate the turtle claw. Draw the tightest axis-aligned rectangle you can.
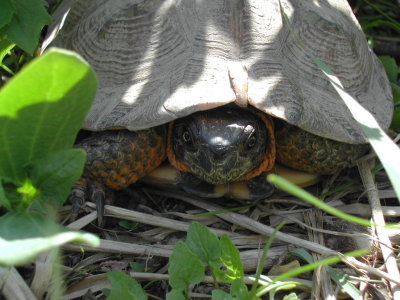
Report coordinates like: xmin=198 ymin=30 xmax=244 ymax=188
xmin=91 ymin=183 xmax=106 ymax=226
xmin=69 ymin=178 xmax=107 ymax=226
xmin=69 ymin=178 xmax=88 ymax=222
xmin=242 ymin=173 xmax=275 ymax=200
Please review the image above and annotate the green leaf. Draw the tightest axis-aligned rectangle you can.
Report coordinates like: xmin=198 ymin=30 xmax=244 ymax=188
xmin=230 ymin=278 xmax=250 ymax=299
xmin=27 ymin=149 xmax=86 ymax=206
xmin=0 ymin=211 xmax=99 ymax=266
xmin=283 ymin=293 xmax=301 ymax=300
xmin=106 ymin=271 xmax=147 ymax=300
xmin=166 ymin=290 xmax=186 ymax=300
xmin=0 ymin=38 xmax=15 ymax=65
xmin=390 ymin=83 xmax=400 ymax=131
xmin=3 ymin=0 xmax=51 ymax=55
xmin=129 ymin=262 xmax=145 ymax=273
xmin=0 ymin=211 xmax=61 ymax=239
xmin=212 ymin=290 xmax=235 ymax=300
xmin=186 ymin=222 xmax=221 ymax=266
xmin=0 ymin=48 xmax=97 ymax=183
xmin=379 ymin=56 xmax=398 ymax=83
xmin=289 ymin=248 xmax=314 ymax=264
xmin=213 ymin=234 xmax=244 ymax=283
xmin=326 ymin=267 xmax=361 ymax=300
xmin=0 ymin=181 xmax=11 ymax=210
xmin=0 ymin=0 xmax=16 ymax=29
xmin=119 ymin=220 xmax=140 ymax=230
xmin=168 ymin=241 xmax=205 ymax=291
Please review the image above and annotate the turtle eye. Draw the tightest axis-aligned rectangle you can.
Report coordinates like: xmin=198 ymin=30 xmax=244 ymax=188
xmin=182 ymin=130 xmax=192 ymax=144
xmin=246 ymin=134 xmax=256 ymax=150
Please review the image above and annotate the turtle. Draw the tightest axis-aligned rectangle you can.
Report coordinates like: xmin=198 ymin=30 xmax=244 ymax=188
xmin=45 ymin=0 xmax=393 ymax=220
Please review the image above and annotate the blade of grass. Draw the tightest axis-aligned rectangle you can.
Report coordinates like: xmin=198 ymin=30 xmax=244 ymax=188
xmin=250 ymin=222 xmax=285 ymax=295
xmin=279 ymin=1 xmax=400 ymax=202
xmin=271 ymin=249 xmax=368 ymax=283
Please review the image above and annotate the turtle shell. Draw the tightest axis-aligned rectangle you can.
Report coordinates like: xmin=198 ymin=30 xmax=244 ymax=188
xmin=45 ymin=0 xmax=393 ymax=144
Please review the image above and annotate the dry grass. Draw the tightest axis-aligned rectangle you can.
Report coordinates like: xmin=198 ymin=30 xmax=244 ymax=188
xmin=31 ymin=136 xmax=399 ymax=299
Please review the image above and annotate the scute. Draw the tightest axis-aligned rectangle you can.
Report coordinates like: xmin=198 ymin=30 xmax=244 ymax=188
xmin=46 ymin=0 xmax=392 ymax=143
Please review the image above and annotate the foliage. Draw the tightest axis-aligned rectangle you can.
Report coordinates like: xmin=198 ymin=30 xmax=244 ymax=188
xmin=0 ymin=48 xmax=99 ymax=266
xmin=105 ymin=271 xmax=148 ymax=300
xmin=0 ymin=212 xmax=98 ymax=266
xmin=353 ymin=0 xmax=400 ymax=39
xmin=290 ymin=248 xmax=362 ymax=300
xmin=167 ymin=222 xmax=246 ymax=299
xmin=0 ymin=0 xmax=52 ymax=76
xmin=379 ymin=56 xmax=400 ymax=131
xmin=166 ymin=222 xmax=367 ymax=299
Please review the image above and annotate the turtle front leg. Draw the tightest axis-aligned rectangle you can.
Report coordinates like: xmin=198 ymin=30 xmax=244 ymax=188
xmin=177 ymin=171 xmax=275 ymax=200
xmin=177 ymin=172 xmax=226 ymax=198
xmin=232 ymin=174 xmax=275 ymax=200
xmin=69 ymin=128 xmax=167 ymax=224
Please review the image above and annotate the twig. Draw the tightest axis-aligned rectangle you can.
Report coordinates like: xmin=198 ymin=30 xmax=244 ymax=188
xmin=153 ymin=190 xmax=338 ymax=256
xmin=358 ymin=159 xmax=400 ymax=298
xmin=0 ymin=267 xmax=37 ymax=300
xmin=153 ymin=190 xmax=400 ymax=285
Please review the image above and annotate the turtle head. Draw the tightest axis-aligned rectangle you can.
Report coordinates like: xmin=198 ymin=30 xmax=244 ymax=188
xmin=169 ymin=106 xmax=274 ymax=184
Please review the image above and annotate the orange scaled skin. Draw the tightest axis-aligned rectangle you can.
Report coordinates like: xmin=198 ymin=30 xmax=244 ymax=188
xmin=77 ymin=127 xmax=167 ymax=189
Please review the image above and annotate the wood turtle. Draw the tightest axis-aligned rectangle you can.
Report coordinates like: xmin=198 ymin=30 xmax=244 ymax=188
xmin=44 ymin=0 xmax=393 ymax=219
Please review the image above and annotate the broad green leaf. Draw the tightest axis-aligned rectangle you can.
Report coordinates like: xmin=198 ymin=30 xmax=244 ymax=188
xmin=4 ymin=0 xmax=51 ymax=55
xmin=0 ymin=48 xmax=97 ymax=183
xmin=0 ymin=211 xmax=61 ymax=239
xmin=0 ymin=211 xmax=99 ymax=266
xmin=0 ymin=0 xmax=16 ymax=29
xmin=106 ymin=271 xmax=147 ymax=300
xmin=230 ymin=278 xmax=250 ymax=299
xmin=212 ymin=290 xmax=235 ymax=300
xmin=186 ymin=222 xmax=221 ymax=266
xmin=27 ymin=149 xmax=86 ymax=206
xmin=166 ymin=290 xmax=186 ymax=300
xmin=327 ymin=267 xmax=361 ymax=300
xmin=213 ymin=234 xmax=244 ymax=283
xmin=0 ymin=181 xmax=11 ymax=210
xmin=379 ymin=56 xmax=398 ymax=83
xmin=168 ymin=241 xmax=205 ymax=291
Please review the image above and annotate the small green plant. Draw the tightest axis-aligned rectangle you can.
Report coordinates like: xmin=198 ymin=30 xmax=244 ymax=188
xmin=0 ymin=48 xmax=99 ymax=267
xmin=104 ymin=271 xmax=148 ymax=300
xmin=0 ymin=0 xmax=52 ymax=75
xmin=167 ymin=222 xmax=245 ymax=299
xmin=166 ymin=222 xmax=366 ymax=299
